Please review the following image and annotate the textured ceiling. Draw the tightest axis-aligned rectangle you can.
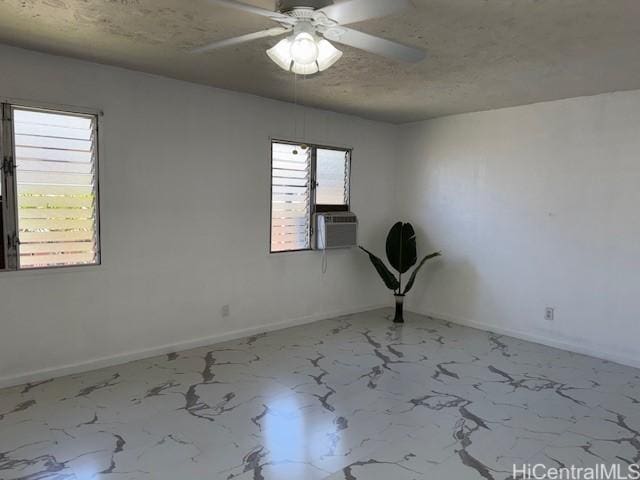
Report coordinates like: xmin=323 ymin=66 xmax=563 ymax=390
xmin=0 ymin=0 xmax=639 ymax=123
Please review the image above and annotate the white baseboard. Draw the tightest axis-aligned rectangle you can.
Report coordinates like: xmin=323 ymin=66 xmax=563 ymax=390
xmin=0 ymin=304 xmax=388 ymax=389
xmin=411 ymin=308 xmax=640 ymax=370
xmin=6 ymin=305 xmax=634 ymax=390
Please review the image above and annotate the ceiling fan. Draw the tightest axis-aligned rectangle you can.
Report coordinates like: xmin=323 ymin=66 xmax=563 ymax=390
xmin=193 ymin=0 xmax=426 ymax=75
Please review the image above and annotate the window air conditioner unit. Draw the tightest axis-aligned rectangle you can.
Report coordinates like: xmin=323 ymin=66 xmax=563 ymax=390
xmin=314 ymin=212 xmax=358 ymax=250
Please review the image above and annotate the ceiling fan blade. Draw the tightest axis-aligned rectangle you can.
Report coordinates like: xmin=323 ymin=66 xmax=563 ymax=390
xmin=323 ymin=27 xmax=425 ymax=63
xmin=206 ymin=0 xmax=289 ymax=20
xmin=319 ymin=0 xmax=414 ymax=25
xmin=192 ymin=27 xmax=289 ymax=54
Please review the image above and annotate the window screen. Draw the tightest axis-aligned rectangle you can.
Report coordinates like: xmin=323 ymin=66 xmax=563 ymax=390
xmin=1 ymin=104 xmax=100 ymax=270
xmin=316 ymin=148 xmax=350 ymax=207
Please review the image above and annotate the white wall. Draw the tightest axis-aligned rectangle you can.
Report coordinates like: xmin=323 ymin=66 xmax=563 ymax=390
xmin=4 ymin=44 xmax=638 ymax=386
xmin=0 ymin=44 xmax=399 ymax=386
xmin=398 ymin=90 xmax=640 ymax=367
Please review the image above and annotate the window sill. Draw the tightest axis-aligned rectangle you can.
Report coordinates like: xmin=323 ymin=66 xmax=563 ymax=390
xmin=0 ymin=262 xmax=102 ymax=277
xmin=267 ymin=248 xmax=322 ymax=257
xmin=269 ymin=248 xmax=317 ymax=256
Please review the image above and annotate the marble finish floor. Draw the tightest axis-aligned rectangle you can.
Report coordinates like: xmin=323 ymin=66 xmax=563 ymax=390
xmin=1 ymin=309 xmax=639 ymax=479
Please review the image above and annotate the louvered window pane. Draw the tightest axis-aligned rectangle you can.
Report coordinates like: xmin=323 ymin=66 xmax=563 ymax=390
xmin=13 ymin=108 xmax=99 ymax=268
xmin=271 ymin=142 xmax=311 ymax=252
xmin=316 ymin=148 xmax=349 ymax=206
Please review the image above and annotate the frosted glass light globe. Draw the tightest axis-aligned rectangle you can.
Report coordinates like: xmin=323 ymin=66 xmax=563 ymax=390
xmin=290 ymin=32 xmax=319 ymax=65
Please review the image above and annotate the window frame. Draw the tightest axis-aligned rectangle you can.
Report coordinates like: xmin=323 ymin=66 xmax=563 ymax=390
xmin=0 ymin=98 xmax=103 ymax=273
xmin=269 ymin=138 xmax=352 ymax=254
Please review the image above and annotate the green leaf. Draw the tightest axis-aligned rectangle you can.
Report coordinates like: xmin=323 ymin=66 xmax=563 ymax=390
xmin=402 ymin=252 xmax=441 ymax=295
xmin=386 ymin=222 xmax=418 ymax=274
xmin=359 ymin=246 xmax=400 ymax=291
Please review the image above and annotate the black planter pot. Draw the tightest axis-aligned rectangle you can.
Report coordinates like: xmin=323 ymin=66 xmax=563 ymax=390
xmin=393 ymin=294 xmax=405 ymax=323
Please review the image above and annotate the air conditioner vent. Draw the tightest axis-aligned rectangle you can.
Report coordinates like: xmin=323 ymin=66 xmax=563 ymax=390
xmin=326 ymin=215 xmax=357 ymax=223
xmin=314 ymin=212 xmax=358 ymax=249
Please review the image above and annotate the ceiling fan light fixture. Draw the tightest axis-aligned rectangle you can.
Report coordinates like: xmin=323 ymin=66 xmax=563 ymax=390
xmin=316 ymin=38 xmax=343 ymax=72
xmin=266 ymin=35 xmax=342 ymax=75
xmin=290 ymin=32 xmax=319 ymax=65
xmin=291 ymin=61 xmax=319 ymax=75
xmin=266 ymin=38 xmax=294 ymax=71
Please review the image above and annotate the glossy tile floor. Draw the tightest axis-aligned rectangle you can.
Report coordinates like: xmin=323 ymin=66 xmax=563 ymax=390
xmin=1 ymin=309 xmax=638 ymax=480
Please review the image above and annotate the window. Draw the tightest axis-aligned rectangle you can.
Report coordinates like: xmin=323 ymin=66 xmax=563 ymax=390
xmin=270 ymin=140 xmax=350 ymax=253
xmin=0 ymin=103 xmax=100 ymax=270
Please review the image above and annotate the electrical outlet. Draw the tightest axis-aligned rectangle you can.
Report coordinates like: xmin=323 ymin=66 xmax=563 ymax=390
xmin=545 ymin=307 xmax=554 ymax=321
xmin=221 ymin=304 xmax=230 ymax=318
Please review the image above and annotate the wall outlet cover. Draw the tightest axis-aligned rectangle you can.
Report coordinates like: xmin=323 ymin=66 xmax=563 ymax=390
xmin=545 ymin=307 xmax=554 ymax=321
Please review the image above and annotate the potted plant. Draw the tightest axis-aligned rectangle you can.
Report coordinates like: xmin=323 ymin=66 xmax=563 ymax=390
xmin=360 ymin=222 xmax=441 ymax=323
